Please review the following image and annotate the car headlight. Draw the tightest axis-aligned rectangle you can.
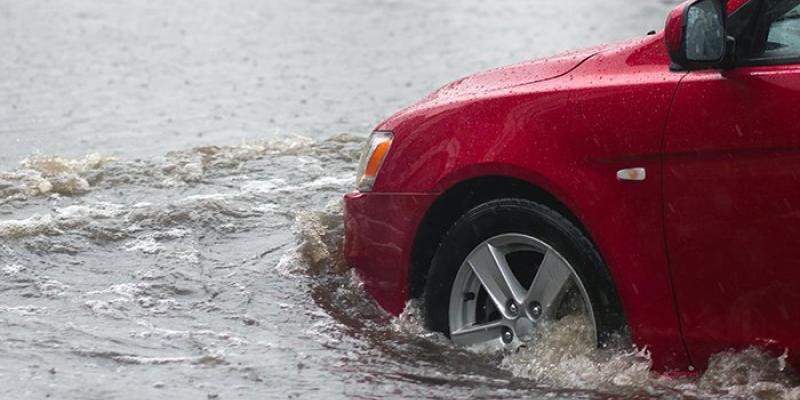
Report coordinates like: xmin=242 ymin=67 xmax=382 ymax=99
xmin=356 ymin=131 xmax=393 ymax=192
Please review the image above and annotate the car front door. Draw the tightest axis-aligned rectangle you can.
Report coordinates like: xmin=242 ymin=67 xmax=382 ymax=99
xmin=663 ymin=0 xmax=800 ymax=368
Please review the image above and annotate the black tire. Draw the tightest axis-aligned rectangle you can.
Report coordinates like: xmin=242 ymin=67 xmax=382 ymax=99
xmin=423 ymin=198 xmax=626 ymax=346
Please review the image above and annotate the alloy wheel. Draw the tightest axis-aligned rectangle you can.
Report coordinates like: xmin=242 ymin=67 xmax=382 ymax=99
xmin=447 ymin=233 xmax=596 ymax=348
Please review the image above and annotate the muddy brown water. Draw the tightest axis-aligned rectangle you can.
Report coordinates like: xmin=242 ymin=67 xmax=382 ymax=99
xmin=2 ymin=1 xmax=799 ymax=399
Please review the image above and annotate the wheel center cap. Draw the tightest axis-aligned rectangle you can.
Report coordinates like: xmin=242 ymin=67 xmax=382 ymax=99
xmin=513 ymin=317 xmax=536 ymax=339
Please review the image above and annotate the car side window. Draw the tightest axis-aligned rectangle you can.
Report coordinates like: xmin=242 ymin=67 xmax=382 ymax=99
xmin=762 ymin=4 xmax=800 ymax=58
xmin=747 ymin=0 xmax=800 ymax=63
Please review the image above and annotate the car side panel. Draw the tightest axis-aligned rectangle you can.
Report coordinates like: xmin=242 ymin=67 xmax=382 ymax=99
xmin=663 ymin=65 xmax=800 ymax=369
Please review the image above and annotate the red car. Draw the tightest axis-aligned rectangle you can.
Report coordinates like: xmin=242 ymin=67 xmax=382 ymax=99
xmin=344 ymin=0 xmax=800 ymax=372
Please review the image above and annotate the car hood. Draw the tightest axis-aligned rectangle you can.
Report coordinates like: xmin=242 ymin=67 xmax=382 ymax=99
xmin=426 ymin=45 xmax=606 ymax=101
xmin=377 ymin=44 xmax=611 ymax=132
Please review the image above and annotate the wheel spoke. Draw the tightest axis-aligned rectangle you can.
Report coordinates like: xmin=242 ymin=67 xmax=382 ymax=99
xmin=467 ymin=243 xmax=526 ymax=315
xmin=450 ymin=320 xmax=507 ymax=347
xmin=525 ymin=249 xmax=573 ymax=319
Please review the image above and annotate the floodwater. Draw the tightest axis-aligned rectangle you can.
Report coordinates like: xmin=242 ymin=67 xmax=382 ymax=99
xmin=1 ymin=1 xmax=798 ymax=399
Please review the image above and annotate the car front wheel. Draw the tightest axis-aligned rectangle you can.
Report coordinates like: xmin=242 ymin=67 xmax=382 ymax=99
xmin=423 ymin=198 xmax=625 ymax=349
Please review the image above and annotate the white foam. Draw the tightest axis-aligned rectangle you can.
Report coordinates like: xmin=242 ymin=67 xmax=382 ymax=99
xmin=0 ymin=305 xmax=48 ymax=316
xmin=0 ymin=214 xmax=59 ymax=238
xmin=1 ymin=264 xmax=26 ymax=275
xmin=123 ymin=236 xmax=163 ymax=254
xmin=0 ymin=153 xmax=114 ymax=201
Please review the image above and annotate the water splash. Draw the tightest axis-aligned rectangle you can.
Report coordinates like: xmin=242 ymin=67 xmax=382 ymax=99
xmin=0 ymin=153 xmax=114 ymax=202
xmin=500 ymin=315 xmax=653 ymax=392
xmin=2 ymin=134 xmax=800 ymax=399
xmin=675 ymin=348 xmax=800 ymax=399
xmin=0 ymin=134 xmax=361 ymax=205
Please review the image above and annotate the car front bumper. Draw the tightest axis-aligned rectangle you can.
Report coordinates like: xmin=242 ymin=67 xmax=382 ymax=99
xmin=343 ymin=191 xmax=437 ymax=315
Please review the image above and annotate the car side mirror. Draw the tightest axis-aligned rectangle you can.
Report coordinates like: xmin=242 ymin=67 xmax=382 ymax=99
xmin=665 ymin=0 xmax=731 ymax=70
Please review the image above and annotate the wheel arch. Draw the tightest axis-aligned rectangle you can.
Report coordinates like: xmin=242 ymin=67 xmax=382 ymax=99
xmin=408 ymin=173 xmax=599 ymax=300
